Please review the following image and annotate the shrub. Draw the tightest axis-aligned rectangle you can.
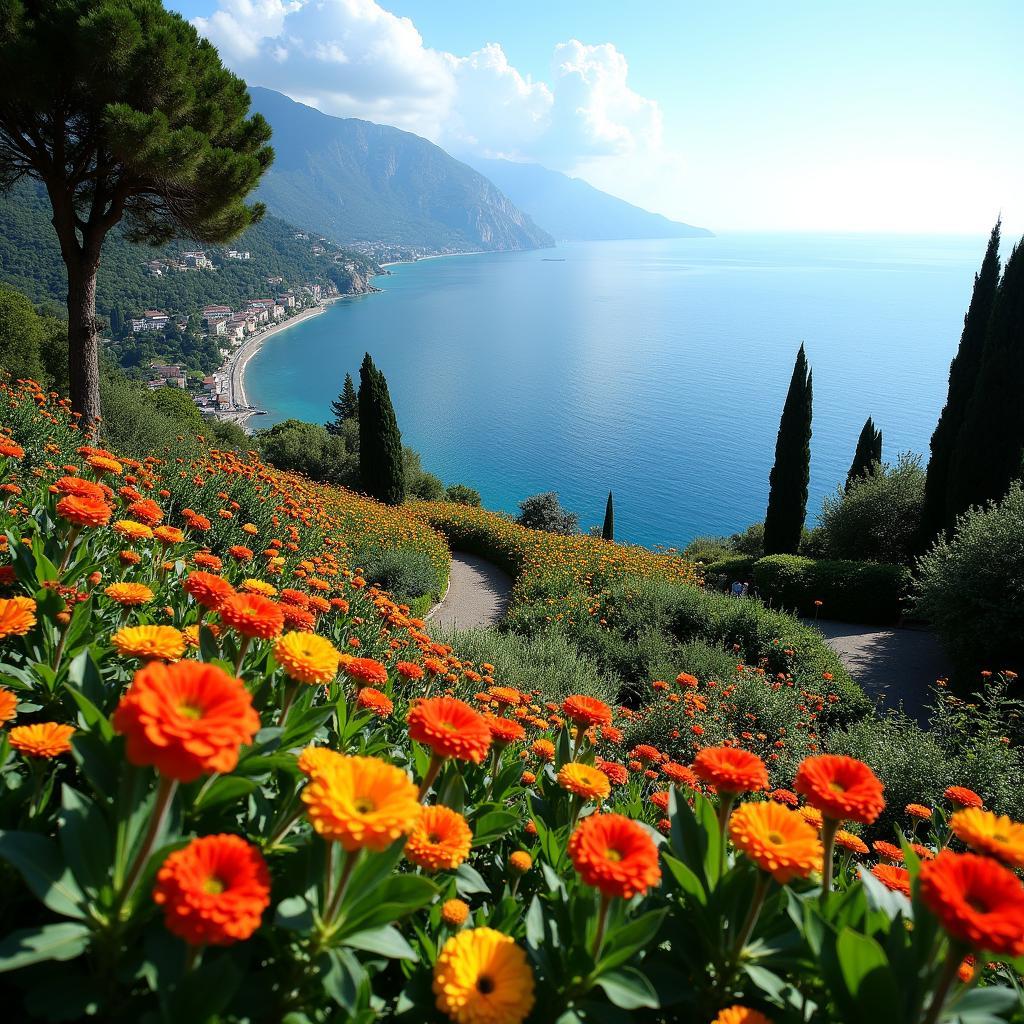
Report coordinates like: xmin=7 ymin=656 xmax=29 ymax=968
xmin=403 ymin=447 xmax=446 ymax=500
xmin=914 ymin=483 xmax=1024 ymax=676
xmin=703 ymin=554 xmax=757 ymax=585
xmin=754 ymin=554 xmax=911 ymax=624
xmin=515 ymin=491 xmax=579 ymax=535
xmin=353 ymin=544 xmax=443 ymax=601
xmin=681 ymin=535 xmax=734 ymax=563
xmin=256 ymin=418 xmax=358 ymax=485
xmin=445 ymin=483 xmax=481 ymax=506
xmin=816 ymin=453 xmax=925 ymax=563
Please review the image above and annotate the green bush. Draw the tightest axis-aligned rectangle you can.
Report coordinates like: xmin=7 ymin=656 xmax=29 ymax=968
xmin=353 ymin=544 xmax=443 ymax=601
xmin=256 ymin=418 xmax=358 ymax=485
xmin=445 ymin=483 xmax=481 ymax=506
xmin=681 ymin=535 xmax=734 ymax=563
xmin=914 ymin=483 xmax=1024 ymax=677
xmin=753 ymin=553 xmax=911 ymax=624
xmin=703 ymin=554 xmax=757 ymax=584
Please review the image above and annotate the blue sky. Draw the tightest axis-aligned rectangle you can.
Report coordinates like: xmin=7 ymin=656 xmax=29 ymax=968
xmin=170 ymin=1 xmax=1023 ymax=234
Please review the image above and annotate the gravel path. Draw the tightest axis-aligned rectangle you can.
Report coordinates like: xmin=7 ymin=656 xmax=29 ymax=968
xmin=428 ymin=552 xmax=512 ymax=630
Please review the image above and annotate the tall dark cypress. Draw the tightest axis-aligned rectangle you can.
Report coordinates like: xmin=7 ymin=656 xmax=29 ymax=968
xmin=920 ymin=221 xmax=1002 ymax=542
xmin=945 ymin=237 xmax=1024 ymax=522
xmin=602 ymin=492 xmax=614 ymax=541
xmin=358 ymin=354 xmax=405 ymax=505
xmin=845 ymin=417 xmax=882 ymax=491
xmin=763 ymin=345 xmax=813 ymax=555
xmin=327 ymin=372 xmax=359 ymax=434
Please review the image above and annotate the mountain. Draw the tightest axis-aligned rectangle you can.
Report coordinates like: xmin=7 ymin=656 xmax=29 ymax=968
xmin=464 ymin=157 xmax=712 ymax=241
xmin=247 ymin=87 xmax=553 ymax=254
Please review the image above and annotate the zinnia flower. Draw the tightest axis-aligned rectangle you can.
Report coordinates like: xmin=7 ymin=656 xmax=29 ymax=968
xmin=0 ymin=596 xmax=37 ymax=639
xmin=870 ymin=863 xmax=911 ymax=896
xmin=951 ymin=808 xmax=1024 ymax=870
xmin=273 ymin=632 xmax=340 ymax=684
xmin=302 ymin=754 xmax=420 ymax=852
xmin=712 ymin=1007 xmax=772 ymax=1024
xmin=56 ymin=494 xmax=112 ymax=528
xmin=794 ymin=755 xmax=885 ymax=825
xmin=112 ymin=660 xmax=260 ymax=782
xmin=0 ymin=687 xmax=16 ymax=725
xmin=405 ymin=805 xmax=473 ymax=872
xmin=183 ymin=571 xmax=235 ymax=611
xmin=342 ymin=657 xmax=389 ymax=688
xmin=918 ymin=850 xmax=1024 ymax=955
xmin=433 ymin=927 xmax=534 ymax=1024
xmin=567 ymin=813 xmax=661 ymax=900
xmin=728 ymin=801 xmax=822 ymax=883
xmin=104 ymin=582 xmax=154 ymax=607
xmin=562 ymin=694 xmax=613 ymax=728
xmin=693 ymin=746 xmax=768 ymax=794
xmin=153 ymin=834 xmax=270 ymax=946
xmin=10 ymin=722 xmax=75 ymax=758
xmin=408 ymin=697 xmax=492 ymax=764
xmin=112 ymin=625 xmax=186 ymax=662
xmin=357 ymin=687 xmax=394 ymax=717
xmin=557 ymin=762 xmax=611 ymax=802
xmin=944 ymin=786 xmax=983 ymax=809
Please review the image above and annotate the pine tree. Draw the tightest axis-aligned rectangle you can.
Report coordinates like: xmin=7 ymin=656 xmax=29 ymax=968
xmin=845 ymin=417 xmax=882 ymax=491
xmin=602 ymin=492 xmax=615 ymax=541
xmin=920 ymin=221 xmax=1002 ymax=541
xmin=358 ymin=354 xmax=405 ymax=505
xmin=945 ymin=237 xmax=1024 ymax=523
xmin=764 ymin=345 xmax=813 ymax=555
xmin=0 ymin=2 xmax=272 ymax=431
xmin=109 ymin=307 xmax=124 ymax=339
xmin=327 ymin=373 xmax=359 ymax=433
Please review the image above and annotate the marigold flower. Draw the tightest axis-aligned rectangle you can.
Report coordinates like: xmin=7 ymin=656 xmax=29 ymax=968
xmin=562 ymin=694 xmax=612 ymax=728
xmin=712 ymin=1008 xmax=773 ymax=1024
xmin=0 ymin=596 xmax=37 ymax=638
xmin=728 ymin=801 xmax=822 ymax=883
xmin=433 ymin=927 xmax=534 ymax=1024
xmin=112 ymin=625 xmax=186 ymax=662
xmin=951 ymin=808 xmax=1024 ymax=869
xmin=441 ymin=898 xmax=470 ymax=927
xmin=873 ymin=840 xmax=903 ymax=863
xmin=113 ymin=519 xmax=154 ymax=541
xmin=919 ymin=851 xmax=1024 ymax=955
xmin=396 ymin=660 xmax=425 ymax=680
xmin=595 ymin=758 xmax=629 ymax=786
xmin=274 ymin=631 xmax=340 ymax=684
xmin=10 ymin=721 xmax=75 ymax=758
xmin=408 ymin=697 xmax=492 ymax=764
xmin=800 ymin=806 xmax=823 ymax=830
xmin=0 ymin=439 xmax=25 ymax=459
xmin=183 ymin=571 xmax=235 ymax=611
xmin=112 ymin=660 xmax=259 ymax=782
xmin=0 ymin=687 xmax=17 ymax=724
xmin=302 ymin=753 xmax=419 ymax=851
xmin=769 ymin=788 xmax=799 ymax=806
xmin=297 ymin=745 xmax=341 ymax=779
xmin=127 ymin=498 xmax=163 ymax=525
xmin=567 ymin=812 xmax=661 ymax=900
xmin=906 ymin=802 xmax=932 ymax=820
xmin=486 ymin=716 xmax=526 ymax=745
xmin=794 ymin=755 xmax=885 ymax=825
xmin=834 ymin=830 xmax=869 ymax=855
xmin=870 ymin=863 xmax=911 ymax=896
xmin=944 ymin=785 xmax=983 ymax=809
xmin=531 ymin=738 xmax=555 ymax=762
xmin=343 ymin=656 xmax=389 ymax=688
xmin=56 ymin=494 xmax=112 ymax=528
xmin=153 ymin=834 xmax=270 ymax=946
xmin=662 ymin=762 xmax=699 ymax=787
xmin=357 ymin=687 xmax=394 ymax=717
xmin=509 ymin=850 xmax=532 ymax=874
xmin=693 ymin=746 xmax=768 ymax=794
xmin=406 ymin=805 xmax=473 ymax=872
xmin=219 ymin=592 xmax=284 ymax=640
xmin=557 ymin=762 xmax=611 ymax=802
xmin=105 ymin=582 xmax=154 ymax=606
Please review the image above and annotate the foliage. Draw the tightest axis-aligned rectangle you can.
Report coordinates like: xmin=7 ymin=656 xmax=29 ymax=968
xmin=515 ymin=492 xmax=579 ymax=535
xmin=683 ymin=523 xmax=765 ymax=565
xmin=914 ymin=483 xmax=1024 ymax=677
xmin=817 ymin=454 xmax=926 ymax=564
xmin=444 ymin=483 xmax=481 ymax=507
xmin=602 ymin=492 xmax=614 ymax=541
xmin=256 ymin=418 xmax=358 ymax=486
xmin=0 ymin=285 xmax=69 ymax=393
xmin=753 ymin=555 xmax=911 ymax=625
xmin=359 ymin=353 xmax=405 ymax=506
xmin=764 ymin=345 xmax=813 ymax=555
xmin=403 ymin=448 xmax=445 ymax=501
xmin=327 ymin=372 xmax=359 ymax=434
xmin=352 ymin=545 xmax=443 ymax=603
xmin=704 ymin=555 xmax=758 ymax=585
xmin=846 ymin=416 xmax=882 ymax=491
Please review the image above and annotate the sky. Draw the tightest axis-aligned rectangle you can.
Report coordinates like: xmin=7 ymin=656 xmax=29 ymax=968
xmin=170 ymin=0 xmax=1023 ymax=235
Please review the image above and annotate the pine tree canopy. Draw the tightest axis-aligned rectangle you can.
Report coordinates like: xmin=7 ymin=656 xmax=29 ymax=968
xmin=327 ymin=373 xmax=359 ymax=433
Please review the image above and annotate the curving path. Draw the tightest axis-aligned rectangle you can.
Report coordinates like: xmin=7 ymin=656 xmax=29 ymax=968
xmin=428 ymin=552 xmax=512 ymax=630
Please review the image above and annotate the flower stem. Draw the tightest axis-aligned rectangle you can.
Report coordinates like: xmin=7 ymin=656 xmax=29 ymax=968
xmin=418 ymin=753 xmax=444 ymax=802
xmin=592 ymin=894 xmax=612 ymax=960
xmin=280 ymin=682 xmax=299 ymax=725
xmin=716 ymin=792 xmax=737 ymax=880
xmin=324 ymin=848 xmax=359 ymax=928
xmin=234 ymin=635 xmax=252 ymax=676
xmin=921 ymin=947 xmax=963 ymax=1024
xmin=732 ymin=871 xmax=770 ymax=961
xmin=117 ymin=776 xmax=177 ymax=916
xmin=58 ymin=527 xmax=81 ymax=573
xmin=820 ymin=817 xmax=840 ymax=898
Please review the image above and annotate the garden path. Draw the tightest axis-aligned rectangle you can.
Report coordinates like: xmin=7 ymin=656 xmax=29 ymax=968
xmin=427 ymin=552 xmax=512 ymax=630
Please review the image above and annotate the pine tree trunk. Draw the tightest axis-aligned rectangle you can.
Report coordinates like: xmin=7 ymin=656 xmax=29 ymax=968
xmin=66 ymin=260 xmax=102 ymax=436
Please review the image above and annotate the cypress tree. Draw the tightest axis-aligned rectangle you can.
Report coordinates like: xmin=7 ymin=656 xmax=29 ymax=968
xmin=358 ymin=354 xmax=405 ymax=505
xmin=327 ymin=372 xmax=358 ymax=433
xmin=602 ymin=492 xmax=615 ymax=541
xmin=945 ymin=237 xmax=1024 ymax=522
xmin=845 ymin=417 xmax=882 ymax=491
xmin=109 ymin=307 xmax=124 ymax=339
xmin=764 ymin=345 xmax=813 ymax=554
xmin=920 ymin=221 xmax=1002 ymax=541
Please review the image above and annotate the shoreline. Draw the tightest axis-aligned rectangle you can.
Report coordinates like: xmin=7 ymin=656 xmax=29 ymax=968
xmin=379 ymin=249 xmax=488 ymax=269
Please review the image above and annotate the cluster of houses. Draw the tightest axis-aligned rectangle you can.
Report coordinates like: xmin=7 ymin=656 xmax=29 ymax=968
xmin=200 ymin=293 xmax=298 ymax=342
xmin=144 ymin=250 xmax=215 ymax=276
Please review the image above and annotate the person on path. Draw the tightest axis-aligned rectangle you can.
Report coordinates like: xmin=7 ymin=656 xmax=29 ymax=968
xmin=730 ymin=580 xmax=743 ymax=598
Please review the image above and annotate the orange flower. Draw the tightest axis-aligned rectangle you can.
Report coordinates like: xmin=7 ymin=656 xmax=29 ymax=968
xmin=357 ymin=687 xmax=394 ymax=717
xmin=219 ymin=592 xmax=284 ymax=640
xmin=408 ymin=697 xmax=492 ymax=764
xmin=153 ymin=834 xmax=270 ymax=946
xmin=10 ymin=722 xmax=75 ymax=758
xmin=104 ymin=582 xmax=154 ymax=606
xmin=693 ymin=746 xmax=768 ymax=794
xmin=56 ymin=494 xmax=112 ymax=528
xmin=562 ymin=694 xmax=613 ymax=728
xmin=0 ymin=439 xmax=25 ymax=459
xmin=531 ymin=739 xmax=555 ymax=762
xmin=183 ymin=571 xmax=235 ymax=610
xmin=595 ymin=759 xmax=628 ymax=786
xmin=557 ymin=762 xmax=611 ymax=802
xmin=112 ymin=625 xmax=186 ymax=662
xmin=567 ymin=813 xmax=661 ymax=900
xmin=509 ymin=850 xmax=532 ymax=874
xmin=301 ymin=753 xmax=420 ymax=852
xmin=919 ymin=851 xmax=1024 ymax=956
xmin=834 ymin=830 xmax=869 ymax=855
xmin=342 ymin=656 xmax=389 ymax=688
xmin=112 ymin=661 xmax=260 ymax=782
xmin=127 ymin=498 xmax=163 ymax=525
xmin=951 ymin=808 xmax=1024 ymax=869
xmin=405 ymin=805 xmax=473 ymax=872
xmin=441 ymin=898 xmax=470 ymax=927
xmin=662 ymin=762 xmax=699 ymax=787
xmin=0 ymin=596 xmax=37 ymax=639
xmin=906 ymin=803 xmax=932 ymax=820
xmin=0 ymin=687 xmax=17 ymax=725
xmin=794 ymin=755 xmax=885 ymax=825
xmin=486 ymin=716 xmax=526 ymax=745
xmin=728 ymin=801 xmax=822 ymax=883
xmin=944 ymin=785 xmax=983 ymax=809
xmin=54 ymin=475 xmax=103 ymax=500
xmin=274 ymin=632 xmax=340 ymax=684
xmin=113 ymin=519 xmax=153 ymax=541
xmin=871 ymin=863 xmax=911 ymax=896
xmin=712 ymin=1008 xmax=773 ymax=1024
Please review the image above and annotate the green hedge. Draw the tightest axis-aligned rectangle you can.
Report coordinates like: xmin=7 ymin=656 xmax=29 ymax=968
xmin=703 ymin=554 xmax=757 ymax=582
xmin=753 ymin=554 xmax=912 ymax=625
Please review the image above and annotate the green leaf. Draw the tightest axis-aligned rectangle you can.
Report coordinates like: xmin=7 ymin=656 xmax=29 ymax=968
xmin=320 ymin=948 xmax=366 ymax=1012
xmin=199 ymin=624 xmax=220 ymax=662
xmin=472 ymin=810 xmax=519 ymax=847
xmin=193 ymin=775 xmax=257 ymax=813
xmin=455 ymin=863 xmax=491 ymax=896
xmin=597 ymin=909 xmax=666 ymax=973
xmin=661 ymin=852 xmax=706 ymax=905
xmin=0 ymin=923 xmax=90 ymax=972
xmin=594 ymin=966 xmax=660 ymax=1010
xmin=340 ymin=874 xmax=437 ymax=934
xmin=0 ymin=830 xmax=86 ymax=919
xmin=342 ymin=924 xmax=417 ymax=960
xmin=64 ymin=685 xmax=114 ymax=741
xmin=835 ymin=927 xmax=900 ymax=1017
xmin=58 ymin=785 xmax=112 ymax=895
xmin=275 ymin=895 xmax=315 ymax=932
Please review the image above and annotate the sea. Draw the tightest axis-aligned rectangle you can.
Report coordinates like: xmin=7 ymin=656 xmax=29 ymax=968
xmin=246 ymin=233 xmax=989 ymax=549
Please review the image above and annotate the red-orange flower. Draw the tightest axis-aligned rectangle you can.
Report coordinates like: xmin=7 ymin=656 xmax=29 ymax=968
xmin=219 ymin=592 xmax=284 ymax=640
xmin=408 ymin=697 xmax=492 ymax=763
xmin=153 ymin=834 xmax=270 ymax=946
xmin=794 ymin=755 xmax=885 ymax=825
xmin=562 ymin=694 xmax=613 ymax=728
xmin=693 ymin=746 xmax=768 ymax=794
xmin=944 ymin=786 xmax=983 ymax=809
xmin=405 ymin=804 xmax=473 ymax=872
xmin=183 ymin=571 xmax=235 ymax=611
xmin=342 ymin=657 xmax=388 ymax=688
xmin=0 ymin=687 xmax=16 ymax=725
xmin=871 ymin=863 xmax=911 ymax=896
xmin=10 ymin=722 xmax=75 ymax=758
xmin=918 ymin=850 xmax=1024 ymax=956
xmin=112 ymin=660 xmax=260 ymax=782
xmin=487 ymin=716 xmax=526 ymax=745
xmin=56 ymin=494 xmax=112 ymax=528
xmin=357 ymin=687 xmax=394 ymax=717
xmin=567 ymin=813 xmax=661 ymax=900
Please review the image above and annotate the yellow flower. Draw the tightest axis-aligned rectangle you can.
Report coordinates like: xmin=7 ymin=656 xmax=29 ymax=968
xmin=728 ymin=801 xmax=823 ymax=884
xmin=297 ymin=745 xmax=342 ymax=779
xmin=405 ymin=805 xmax=473 ymax=872
xmin=434 ymin=927 xmax=535 ymax=1024
xmin=10 ymin=722 xmax=75 ymax=759
xmin=274 ymin=631 xmax=341 ymax=684
xmin=301 ymin=754 xmax=419 ymax=852
xmin=557 ymin=762 xmax=611 ymax=802
xmin=441 ymin=898 xmax=470 ymax=927
xmin=111 ymin=625 xmax=186 ymax=662
xmin=113 ymin=520 xmax=154 ymax=541
xmin=241 ymin=578 xmax=278 ymax=597
xmin=951 ymin=808 xmax=1024 ymax=869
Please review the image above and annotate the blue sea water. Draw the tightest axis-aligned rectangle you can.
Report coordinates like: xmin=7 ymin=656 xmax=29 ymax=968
xmin=246 ymin=233 xmax=987 ymax=549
